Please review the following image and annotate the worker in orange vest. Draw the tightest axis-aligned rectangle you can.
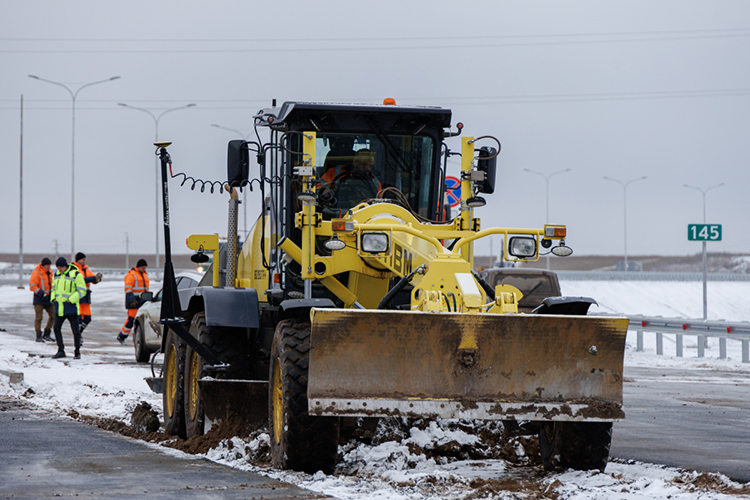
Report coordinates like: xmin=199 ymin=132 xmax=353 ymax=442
xmin=117 ymin=259 xmax=150 ymax=345
xmin=73 ymin=252 xmax=102 ymax=344
xmin=29 ymin=257 xmax=55 ymax=342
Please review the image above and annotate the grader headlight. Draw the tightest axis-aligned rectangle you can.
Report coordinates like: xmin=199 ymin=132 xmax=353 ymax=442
xmin=508 ymin=236 xmax=537 ymax=259
xmin=361 ymin=232 xmax=389 ymax=253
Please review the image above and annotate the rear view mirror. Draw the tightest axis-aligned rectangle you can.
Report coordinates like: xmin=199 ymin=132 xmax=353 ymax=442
xmin=140 ymin=291 xmax=154 ymax=302
xmin=477 ymin=146 xmax=497 ymax=194
xmin=227 ymin=140 xmax=249 ymax=187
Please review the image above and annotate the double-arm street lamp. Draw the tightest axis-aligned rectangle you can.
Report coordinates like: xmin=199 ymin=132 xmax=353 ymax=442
xmin=211 ymin=124 xmax=252 ymax=238
xmin=523 ymin=168 xmax=572 ymax=269
xmin=28 ymin=75 xmax=121 ymax=261
xmin=603 ymin=175 xmax=647 ymax=272
xmin=118 ymin=103 xmax=196 ymax=279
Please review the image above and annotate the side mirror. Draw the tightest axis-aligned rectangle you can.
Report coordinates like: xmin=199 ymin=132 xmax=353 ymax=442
xmin=227 ymin=140 xmax=249 ymax=187
xmin=477 ymin=146 xmax=497 ymax=194
xmin=508 ymin=236 xmax=537 ymax=259
xmin=140 ymin=291 xmax=154 ymax=302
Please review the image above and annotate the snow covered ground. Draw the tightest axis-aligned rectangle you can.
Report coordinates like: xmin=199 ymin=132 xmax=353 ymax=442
xmin=1 ymin=279 xmax=749 ymax=499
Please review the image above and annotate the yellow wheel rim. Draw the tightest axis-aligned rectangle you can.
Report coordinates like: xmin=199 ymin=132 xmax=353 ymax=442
xmin=165 ymin=344 xmax=177 ymax=418
xmin=187 ymin=351 xmax=200 ymax=420
xmin=272 ymin=359 xmax=283 ymax=445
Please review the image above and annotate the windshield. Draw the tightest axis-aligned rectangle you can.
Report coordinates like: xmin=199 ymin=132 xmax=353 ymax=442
xmin=315 ymin=132 xmax=435 ymax=216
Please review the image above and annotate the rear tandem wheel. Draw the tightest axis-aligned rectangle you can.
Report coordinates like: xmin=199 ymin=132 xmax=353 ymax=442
xmin=162 ymin=328 xmax=186 ymax=438
xmin=184 ymin=312 xmax=253 ymax=439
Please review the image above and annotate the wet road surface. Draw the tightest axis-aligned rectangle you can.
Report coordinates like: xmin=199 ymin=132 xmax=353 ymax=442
xmin=0 ymin=398 xmax=326 ymax=499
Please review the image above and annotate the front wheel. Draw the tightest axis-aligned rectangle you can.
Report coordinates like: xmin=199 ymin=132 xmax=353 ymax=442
xmin=269 ymin=319 xmax=339 ymax=474
xmin=539 ymin=421 xmax=613 ymax=472
xmin=162 ymin=328 xmax=186 ymax=438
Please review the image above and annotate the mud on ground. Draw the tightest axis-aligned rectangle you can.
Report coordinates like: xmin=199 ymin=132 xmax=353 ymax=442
xmin=77 ymin=403 xmax=543 ymax=473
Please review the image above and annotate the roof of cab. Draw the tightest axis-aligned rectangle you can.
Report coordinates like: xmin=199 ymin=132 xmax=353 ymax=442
xmin=256 ymin=101 xmax=452 ymax=129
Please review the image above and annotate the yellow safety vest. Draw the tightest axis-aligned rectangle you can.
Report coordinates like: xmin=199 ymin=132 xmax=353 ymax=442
xmin=51 ymin=265 xmax=86 ymax=316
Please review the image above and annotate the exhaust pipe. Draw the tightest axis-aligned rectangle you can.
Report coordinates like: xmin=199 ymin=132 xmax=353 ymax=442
xmin=225 ymin=185 xmax=239 ymax=288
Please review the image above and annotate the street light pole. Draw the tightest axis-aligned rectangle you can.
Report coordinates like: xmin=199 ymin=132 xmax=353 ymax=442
xmin=523 ymin=168 xmax=571 ymax=269
xmin=211 ymin=124 xmax=252 ymax=239
xmin=118 ymin=103 xmax=196 ymax=279
xmin=28 ymin=75 xmax=121 ymax=261
xmin=684 ymin=182 xmax=724 ymax=321
xmin=603 ymin=175 xmax=647 ymax=272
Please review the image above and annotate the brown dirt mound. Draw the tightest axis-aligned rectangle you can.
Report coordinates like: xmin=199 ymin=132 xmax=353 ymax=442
xmin=467 ymin=478 xmax=561 ymax=499
xmin=77 ymin=407 xmax=270 ymax=462
xmin=164 ymin=414 xmax=264 ymax=456
xmin=131 ymin=402 xmax=159 ymax=433
xmin=684 ymin=473 xmax=750 ymax=496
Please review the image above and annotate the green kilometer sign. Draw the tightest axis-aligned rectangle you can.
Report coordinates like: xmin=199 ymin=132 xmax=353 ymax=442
xmin=688 ymin=224 xmax=722 ymax=241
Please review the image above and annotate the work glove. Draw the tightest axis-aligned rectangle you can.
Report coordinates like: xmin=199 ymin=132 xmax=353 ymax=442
xmin=129 ymin=301 xmax=139 ymax=309
xmin=95 ymin=273 xmax=103 ymax=283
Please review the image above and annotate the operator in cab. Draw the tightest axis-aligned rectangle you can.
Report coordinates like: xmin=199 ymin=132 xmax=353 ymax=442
xmin=319 ymin=149 xmax=382 ymax=215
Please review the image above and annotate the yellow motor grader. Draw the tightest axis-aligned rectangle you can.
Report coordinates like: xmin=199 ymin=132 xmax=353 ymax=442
xmin=153 ymin=101 xmax=628 ymax=474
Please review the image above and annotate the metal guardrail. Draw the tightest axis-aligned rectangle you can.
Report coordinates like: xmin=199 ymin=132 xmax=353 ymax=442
xmin=623 ymin=314 xmax=750 ymax=363
xmin=556 ymin=271 xmax=750 ymax=281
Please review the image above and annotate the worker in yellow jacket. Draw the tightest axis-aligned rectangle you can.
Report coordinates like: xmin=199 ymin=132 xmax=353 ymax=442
xmin=50 ymin=257 xmax=86 ymax=359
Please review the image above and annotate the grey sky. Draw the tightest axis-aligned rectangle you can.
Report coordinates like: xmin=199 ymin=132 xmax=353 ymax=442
xmin=2 ymin=1 xmax=749 ymax=260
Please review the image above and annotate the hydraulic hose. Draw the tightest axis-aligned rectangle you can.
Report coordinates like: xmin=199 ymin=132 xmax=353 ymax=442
xmin=471 ymin=269 xmax=495 ymax=302
xmin=377 ymin=265 xmax=426 ymax=310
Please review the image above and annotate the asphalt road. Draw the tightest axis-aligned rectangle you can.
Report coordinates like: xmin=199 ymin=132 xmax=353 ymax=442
xmin=0 ymin=398 xmax=325 ymax=500
xmin=611 ymin=365 xmax=750 ymax=482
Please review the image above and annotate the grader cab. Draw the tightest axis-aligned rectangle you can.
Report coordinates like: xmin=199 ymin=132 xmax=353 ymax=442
xmin=155 ymin=100 xmax=628 ymax=475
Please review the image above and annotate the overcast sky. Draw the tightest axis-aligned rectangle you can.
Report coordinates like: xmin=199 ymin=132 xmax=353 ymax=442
xmin=2 ymin=1 xmax=749 ymax=262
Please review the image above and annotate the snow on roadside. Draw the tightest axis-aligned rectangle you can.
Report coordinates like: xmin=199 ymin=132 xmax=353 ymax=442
xmin=0 ymin=331 xmax=161 ymax=421
xmin=202 ymin=423 xmax=750 ymax=500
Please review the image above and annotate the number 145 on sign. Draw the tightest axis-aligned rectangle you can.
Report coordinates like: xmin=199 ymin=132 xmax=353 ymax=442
xmin=688 ymin=224 xmax=722 ymax=241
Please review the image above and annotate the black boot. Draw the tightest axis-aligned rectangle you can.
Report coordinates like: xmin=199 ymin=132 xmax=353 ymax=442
xmin=74 ymin=350 xmax=81 ymax=360
xmin=42 ymin=329 xmax=53 ymax=342
xmin=52 ymin=350 xmax=66 ymax=359
xmin=35 ymin=331 xmax=43 ymax=343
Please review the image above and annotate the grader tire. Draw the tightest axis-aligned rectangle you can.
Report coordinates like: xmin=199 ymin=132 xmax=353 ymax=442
xmin=163 ymin=328 xmax=187 ymax=438
xmin=539 ymin=421 xmax=613 ymax=472
xmin=269 ymin=319 xmax=339 ymax=474
xmin=184 ymin=312 xmax=252 ymax=439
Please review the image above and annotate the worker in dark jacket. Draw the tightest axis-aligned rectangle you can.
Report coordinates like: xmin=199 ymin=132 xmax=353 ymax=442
xmin=50 ymin=257 xmax=86 ymax=359
xmin=117 ymin=259 xmax=149 ymax=345
xmin=29 ymin=257 xmax=55 ymax=342
xmin=72 ymin=252 xmax=102 ymax=344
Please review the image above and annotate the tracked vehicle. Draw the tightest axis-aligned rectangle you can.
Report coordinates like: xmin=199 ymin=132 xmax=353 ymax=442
xmin=152 ymin=100 xmax=628 ymax=474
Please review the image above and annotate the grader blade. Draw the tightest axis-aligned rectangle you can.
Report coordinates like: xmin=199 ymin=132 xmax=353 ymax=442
xmin=199 ymin=379 xmax=268 ymax=429
xmin=308 ymin=308 xmax=628 ymax=422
